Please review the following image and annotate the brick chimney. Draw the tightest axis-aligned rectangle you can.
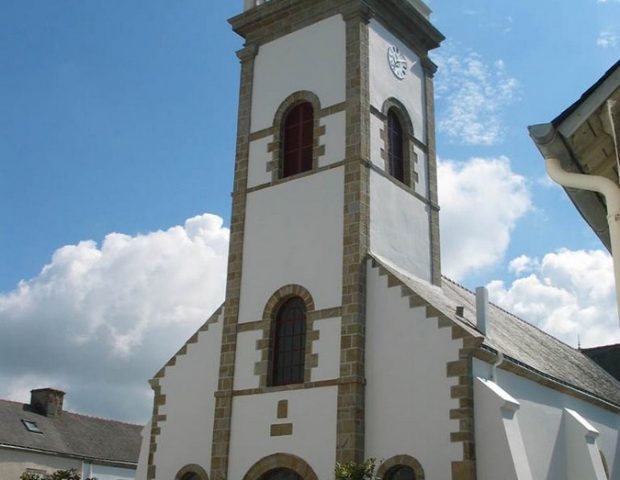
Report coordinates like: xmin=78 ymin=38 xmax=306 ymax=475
xmin=30 ymin=388 xmax=65 ymax=417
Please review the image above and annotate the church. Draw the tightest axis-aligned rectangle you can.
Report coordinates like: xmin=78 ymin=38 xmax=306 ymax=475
xmin=135 ymin=1 xmax=620 ymax=479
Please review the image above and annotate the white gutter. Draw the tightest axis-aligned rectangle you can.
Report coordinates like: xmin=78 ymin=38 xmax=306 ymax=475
xmin=530 ymin=123 xmax=620 ymax=325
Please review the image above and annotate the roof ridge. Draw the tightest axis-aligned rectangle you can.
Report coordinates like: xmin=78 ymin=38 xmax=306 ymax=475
xmin=441 ymin=275 xmax=579 ymax=352
xmin=0 ymin=399 xmax=142 ymax=428
xmin=61 ymin=409 xmax=143 ymax=428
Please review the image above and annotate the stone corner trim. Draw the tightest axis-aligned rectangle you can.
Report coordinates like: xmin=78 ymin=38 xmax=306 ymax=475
xmin=146 ymin=305 xmax=224 ymax=480
xmin=270 ymin=422 xmax=293 ymax=437
xmin=368 ymin=256 xmax=482 ymax=480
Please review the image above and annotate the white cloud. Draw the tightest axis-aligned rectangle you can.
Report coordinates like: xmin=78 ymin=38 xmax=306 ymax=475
xmin=439 ymin=156 xmax=532 ymax=281
xmin=434 ymin=47 xmax=520 ymax=145
xmin=508 ymin=255 xmax=540 ymax=276
xmin=0 ymin=214 xmax=228 ymax=422
xmin=488 ymin=249 xmax=620 ymax=348
xmin=597 ymin=31 xmax=618 ymax=48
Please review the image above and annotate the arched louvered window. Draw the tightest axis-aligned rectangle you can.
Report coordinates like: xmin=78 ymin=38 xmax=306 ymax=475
xmin=385 ymin=466 xmax=416 ymax=480
xmin=259 ymin=469 xmax=302 ymax=480
xmin=282 ymin=102 xmax=314 ymax=178
xmin=387 ymin=109 xmax=405 ymax=183
xmin=271 ymin=297 xmax=307 ymax=386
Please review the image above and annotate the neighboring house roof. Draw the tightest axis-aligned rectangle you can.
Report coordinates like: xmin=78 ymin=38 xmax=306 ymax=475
xmin=0 ymin=399 xmax=142 ymax=466
xmin=552 ymin=60 xmax=620 ymax=129
xmin=582 ymin=343 xmax=620 ymax=383
xmin=529 ymin=61 xmax=620 ymax=252
xmin=373 ymin=255 xmax=620 ymax=409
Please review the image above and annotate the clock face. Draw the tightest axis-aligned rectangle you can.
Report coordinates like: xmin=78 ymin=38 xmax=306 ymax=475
xmin=387 ymin=45 xmax=408 ymax=80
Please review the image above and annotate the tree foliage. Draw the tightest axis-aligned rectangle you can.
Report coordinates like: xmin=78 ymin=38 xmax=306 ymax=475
xmin=20 ymin=469 xmax=96 ymax=480
xmin=334 ymin=458 xmax=378 ymax=480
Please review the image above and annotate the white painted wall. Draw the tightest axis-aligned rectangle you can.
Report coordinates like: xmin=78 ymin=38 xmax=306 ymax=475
xmin=414 ymin=147 xmax=429 ymax=199
xmin=319 ymin=112 xmax=346 ymax=168
xmin=368 ymin=19 xmax=427 ymax=144
xmin=369 ymin=170 xmax=432 ymax=282
xmin=234 ymin=329 xmax=263 ymax=390
xmin=365 ymin=260 xmax=462 ymax=478
xmin=474 ymin=378 xmax=533 ymax=480
xmin=473 ymin=359 xmax=620 ymax=480
xmin=90 ymin=463 xmax=136 ymax=480
xmin=248 ymin=135 xmax=273 ymax=189
xmin=247 ymin=110 xmax=345 ymax=190
xmin=369 ymin=114 xmax=385 ymax=170
xmin=152 ymin=314 xmax=223 ymax=480
xmin=0 ymin=448 xmax=81 ymax=480
xmin=251 ymin=15 xmax=346 ymax=132
xmin=135 ymin=422 xmax=151 ymax=480
xmin=368 ymin=19 xmax=431 ymax=199
xmin=311 ymin=317 xmax=341 ymax=382
xmin=228 ymin=387 xmax=338 ymax=479
xmin=238 ymin=167 xmax=344 ymax=323
xmin=564 ymin=409 xmax=608 ymax=480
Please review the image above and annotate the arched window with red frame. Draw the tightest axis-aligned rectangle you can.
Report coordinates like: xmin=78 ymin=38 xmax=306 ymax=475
xmin=387 ymin=108 xmax=405 ymax=183
xmin=271 ymin=297 xmax=307 ymax=386
xmin=282 ymin=102 xmax=314 ymax=178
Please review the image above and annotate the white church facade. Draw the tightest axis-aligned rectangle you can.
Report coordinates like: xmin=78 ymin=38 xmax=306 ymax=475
xmin=136 ymin=1 xmax=620 ymax=479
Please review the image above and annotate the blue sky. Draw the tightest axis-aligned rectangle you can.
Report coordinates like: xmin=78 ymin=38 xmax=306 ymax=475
xmin=1 ymin=0 xmax=619 ymax=421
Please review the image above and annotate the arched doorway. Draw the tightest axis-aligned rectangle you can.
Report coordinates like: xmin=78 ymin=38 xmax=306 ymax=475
xmin=259 ymin=468 xmax=302 ymax=480
xmin=243 ymin=453 xmax=318 ymax=480
xmin=377 ymin=455 xmax=425 ymax=480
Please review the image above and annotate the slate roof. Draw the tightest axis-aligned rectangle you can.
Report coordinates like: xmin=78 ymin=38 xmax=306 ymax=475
xmin=374 ymin=255 xmax=620 ymax=408
xmin=0 ymin=399 xmax=142 ymax=466
xmin=551 ymin=59 xmax=620 ymax=127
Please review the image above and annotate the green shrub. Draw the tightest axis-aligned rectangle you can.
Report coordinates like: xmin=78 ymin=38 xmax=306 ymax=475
xmin=20 ymin=469 xmax=96 ymax=480
xmin=334 ymin=458 xmax=378 ymax=480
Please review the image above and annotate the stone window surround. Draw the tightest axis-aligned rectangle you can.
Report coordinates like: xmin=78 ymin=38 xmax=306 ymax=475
xmin=268 ymin=91 xmax=326 ymax=183
xmin=254 ymin=284 xmax=321 ymax=389
xmin=242 ymin=453 xmax=318 ymax=480
xmin=378 ymin=98 xmax=419 ymax=189
xmin=377 ymin=455 xmax=425 ymax=480
xmin=175 ymin=463 xmax=210 ymax=480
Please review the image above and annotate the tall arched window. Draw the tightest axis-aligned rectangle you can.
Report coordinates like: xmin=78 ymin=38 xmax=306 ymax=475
xmin=259 ymin=469 xmax=302 ymax=480
xmin=271 ymin=297 xmax=307 ymax=386
xmin=282 ymin=102 xmax=314 ymax=178
xmin=387 ymin=108 xmax=405 ymax=183
xmin=385 ymin=466 xmax=416 ymax=480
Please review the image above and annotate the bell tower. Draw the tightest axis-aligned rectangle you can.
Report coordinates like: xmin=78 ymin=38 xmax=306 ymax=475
xmin=211 ymin=1 xmax=444 ymax=478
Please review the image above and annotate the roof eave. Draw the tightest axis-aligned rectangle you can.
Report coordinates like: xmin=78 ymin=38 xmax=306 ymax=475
xmin=528 ymin=122 xmax=612 ymax=252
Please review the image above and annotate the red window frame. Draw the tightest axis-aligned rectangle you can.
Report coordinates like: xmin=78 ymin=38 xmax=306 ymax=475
xmin=387 ymin=109 xmax=405 ymax=183
xmin=282 ymin=102 xmax=314 ymax=178
xmin=271 ymin=297 xmax=307 ymax=386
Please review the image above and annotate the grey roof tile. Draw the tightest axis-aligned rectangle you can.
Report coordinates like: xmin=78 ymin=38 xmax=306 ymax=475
xmin=0 ymin=399 xmax=142 ymax=465
xmin=373 ymin=255 xmax=620 ymax=407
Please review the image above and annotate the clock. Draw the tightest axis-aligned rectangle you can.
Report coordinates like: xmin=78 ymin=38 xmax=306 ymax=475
xmin=387 ymin=45 xmax=407 ymax=80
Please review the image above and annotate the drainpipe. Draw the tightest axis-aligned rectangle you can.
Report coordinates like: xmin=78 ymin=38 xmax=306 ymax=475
xmin=544 ymin=158 xmax=620 ymax=324
xmin=530 ymin=124 xmax=620 ymax=325
xmin=491 ymin=352 xmax=505 ymax=382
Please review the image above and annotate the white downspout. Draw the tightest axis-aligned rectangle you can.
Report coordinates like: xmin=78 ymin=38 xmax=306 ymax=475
xmin=545 ymin=156 xmax=620 ymax=324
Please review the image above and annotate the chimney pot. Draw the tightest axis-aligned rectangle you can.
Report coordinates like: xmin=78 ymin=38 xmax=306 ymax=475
xmin=476 ymin=287 xmax=489 ymax=335
xmin=30 ymin=388 xmax=65 ymax=417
